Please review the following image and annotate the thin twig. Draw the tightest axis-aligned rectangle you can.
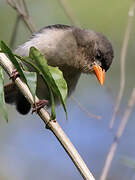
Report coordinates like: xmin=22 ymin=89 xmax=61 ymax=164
xmin=22 ymin=0 xmax=29 ymax=15
xmin=7 ymin=0 xmax=36 ymax=33
xmin=57 ymin=0 xmax=81 ymax=27
xmin=71 ymin=96 xmax=102 ymax=120
xmin=100 ymin=88 xmax=135 ymax=180
xmin=0 ymin=51 xmax=96 ymax=180
xmin=8 ymin=0 xmax=36 ymax=50
xmin=109 ymin=1 xmax=135 ymax=129
xmin=9 ymin=15 xmax=21 ymax=49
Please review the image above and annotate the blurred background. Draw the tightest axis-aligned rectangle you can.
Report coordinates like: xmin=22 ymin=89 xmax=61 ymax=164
xmin=0 ymin=0 xmax=135 ymax=179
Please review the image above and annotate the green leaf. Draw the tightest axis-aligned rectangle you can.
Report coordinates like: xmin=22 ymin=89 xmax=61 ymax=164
xmin=0 ymin=67 xmax=8 ymax=122
xmin=29 ymin=47 xmax=68 ymax=118
xmin=0 ymin=43 xmax=37 ymax=102
xmin=15 ymin=54 xmax=42 ymax=76
xmin=0 ymin=41 xmax=26 ymax=83
xmin=15 ymin=55 xmax=56 ymax=118
xmin=48 ymin=66 xmax=67 ymax=102
xmin=23 ymin=71 xmax=37 ymax=103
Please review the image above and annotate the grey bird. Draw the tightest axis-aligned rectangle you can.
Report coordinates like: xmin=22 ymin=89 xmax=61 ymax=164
xmin=4 ymin=24 xmax=114 ymax=114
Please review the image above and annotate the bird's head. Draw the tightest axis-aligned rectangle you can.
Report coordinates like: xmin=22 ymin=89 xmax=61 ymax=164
xmin=73 ymin=28 xmax=114 ymax=85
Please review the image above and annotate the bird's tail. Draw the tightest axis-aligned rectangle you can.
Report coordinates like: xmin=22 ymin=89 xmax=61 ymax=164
xmin=4 ymin=82 xmax=31 ymax=114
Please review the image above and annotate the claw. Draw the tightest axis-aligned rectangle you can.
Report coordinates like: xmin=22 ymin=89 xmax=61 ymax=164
xmin=10 ymin=69 xmax=19 ymax=80
xmin=32 ymin=99 xmax=49 ymax=113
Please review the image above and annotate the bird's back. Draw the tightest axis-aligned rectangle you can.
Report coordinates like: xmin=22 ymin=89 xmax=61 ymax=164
xmin=15 ymin=25 xmax=78 ymax=67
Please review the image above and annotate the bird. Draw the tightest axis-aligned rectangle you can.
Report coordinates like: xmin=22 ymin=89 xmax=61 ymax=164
xmin=4 ymin=24 xmax=114 ymax=115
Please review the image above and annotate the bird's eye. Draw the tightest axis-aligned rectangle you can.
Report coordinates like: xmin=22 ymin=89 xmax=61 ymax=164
xmin=96 ymin=50 xmax=102 ymax=60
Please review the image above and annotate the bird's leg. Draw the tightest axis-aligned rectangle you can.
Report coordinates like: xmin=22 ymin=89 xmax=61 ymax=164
xmin=10 ymin=69 xmax=20 ymax=80
xmin=32 ymin=99 xmax=49 ymax=113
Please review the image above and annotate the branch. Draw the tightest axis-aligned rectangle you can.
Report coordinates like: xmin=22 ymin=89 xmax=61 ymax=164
xmin=7 ymin=0 xmax=36 ymax=33
xmin=109 ymin=1 xmax=135 ymax=129
xmin=71 ymin=96 xmax=102 ymax=120
xmin=5 ymin=2 xmax=95 ymax=178
xmin=100 ymin=87 xmax=135 ymax=180
xmin=0 ymin=52 xmax=95 ymax=180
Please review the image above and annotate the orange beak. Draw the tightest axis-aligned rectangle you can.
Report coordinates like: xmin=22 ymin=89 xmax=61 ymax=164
xmin=93 ymin=64 xmax=105 ymax=86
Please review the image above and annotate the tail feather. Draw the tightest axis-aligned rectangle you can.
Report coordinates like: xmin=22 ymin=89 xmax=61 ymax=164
xmin=4 ymin=82 xmax=18 ymax=104
xmin=4 ymin=82 xmax=31 ymax=114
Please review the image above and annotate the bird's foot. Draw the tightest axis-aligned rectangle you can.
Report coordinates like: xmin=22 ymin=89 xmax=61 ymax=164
xmin=10 ymin=69 xmax=19 ymax=80
xmin=32 ymin=99 xmax=49 ymax=113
